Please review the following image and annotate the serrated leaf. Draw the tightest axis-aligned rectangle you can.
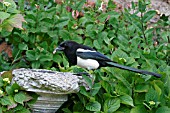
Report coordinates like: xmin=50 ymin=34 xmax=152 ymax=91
xmin=119 ymin=95 xmax=134 ymax=107
xmin=104 ymin=98 xmax=120 ymax=113
xmin=14 ymin=92 xmax=26 ymax=105
xmin=85 ymin=101 xmax=101 ymax=111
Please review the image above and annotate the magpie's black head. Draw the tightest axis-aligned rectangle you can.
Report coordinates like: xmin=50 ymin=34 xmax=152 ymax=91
xmin=53 ymin=40 xmax=79 ymax=54
xmin=53 ymin=40 xmax=80 ymax=65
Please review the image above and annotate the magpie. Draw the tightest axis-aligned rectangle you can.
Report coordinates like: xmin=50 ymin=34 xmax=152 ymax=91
xmin=53 ymin=40 xmax=161 ymax=78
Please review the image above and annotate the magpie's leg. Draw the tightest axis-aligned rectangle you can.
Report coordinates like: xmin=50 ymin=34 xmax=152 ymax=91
xmin=88 ymin=70 xmax=96 ymax=85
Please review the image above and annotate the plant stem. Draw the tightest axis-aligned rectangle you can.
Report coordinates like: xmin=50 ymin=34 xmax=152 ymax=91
xmin=140 ymin=12 xmax=148 ymax=45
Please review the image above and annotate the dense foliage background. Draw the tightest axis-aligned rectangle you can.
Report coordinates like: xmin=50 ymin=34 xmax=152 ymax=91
xmin=0 ymin=0 xmax=170 ymax=113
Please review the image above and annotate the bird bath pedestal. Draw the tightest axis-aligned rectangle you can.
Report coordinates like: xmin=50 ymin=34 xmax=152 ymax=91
xmin=11 ymin=68 xmax=88 ymax=113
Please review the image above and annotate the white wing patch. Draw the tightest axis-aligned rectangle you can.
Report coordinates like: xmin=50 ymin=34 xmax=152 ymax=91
xmin=77 ymin=48 xmax=96 ymax=52
xmin=77 ymin=57 xmax=99 ymax=70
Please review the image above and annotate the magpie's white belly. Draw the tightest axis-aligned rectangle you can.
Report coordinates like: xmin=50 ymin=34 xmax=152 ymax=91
xmin=77 ymin=57 xmax=99 ymax=70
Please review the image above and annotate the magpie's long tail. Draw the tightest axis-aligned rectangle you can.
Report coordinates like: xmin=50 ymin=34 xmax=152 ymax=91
xmin=106 ymin=62 xmax=161 ymax=78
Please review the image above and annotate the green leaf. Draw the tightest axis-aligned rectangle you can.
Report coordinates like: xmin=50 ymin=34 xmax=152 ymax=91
xmin=59 ymin=30 xmax=71 ymax=40
xmin=135 ymin=84 xmax=149 ymax=93
xmin=156 ymin=106 xmax=170 ymax=113
xmin=85 ymin=101 xmax=101 ymax=111
xmin=145 ymin=88 xmax=158 ymax=102
xmin=82 ymin=74 xmax=93 ymax=88
xmin=114 ymin=73 xmax=131 ymax=94
xmin=0 ymin=96 xmax=12 ymax=105
xmin=56 ymin=17 xmax=69 ymax=28
xmin=119 ymin=95 xmax=134 ymax=107
xmin=31 ymin=61 xmax=40 ymax=69
xmin=80 ymin=86 xmax=90 ymax=98
xmin=91 ymin=83 xmax=101 ymax=96
xmin=142 ymin=10 xmax=156 ymax=23
xmin=39 ymin=54 xmax=53 ymax=62
xmin=73 ymin=101 xmax=84 ymax=112
xmin=101 ymin=81 xmax=111 ymax=93
xmin=16 ymin=108 xmax=31 ymax=113
xmin=0 ymin=77 xmax=3 ymax=87
xmin=26 ymin=50 xmax=36 ymax=61
xmin=104 ymin=98 xmax=120 ymax=113
xmin=0 ymin=107 xmax=2 ymax=113
xmin=14 ymin=92 xmax=26 ymax=105
xmin=138 ymin=1 xmax=146 ymax=12
xmin=93 ymin=40 xmax=101 ymax=49
xmin=162 ymin=31 xmax=169 ymax=42
xmin=75 ymin=0 xmax=86 ymax=11
xmin=130 ymin=105 xmax=147 ymax=113
xmin=84 ymin=38 xmax=93 ymax=47
xmin=62 ymin=108 xmax=72 ymax=113
xmin=154 ymin=82 xmax=162 ymax=96
xmin=13 ymin=104 xmax=24 ymax=112
xmin=7 ymin=14 xmax=26 ymax=29
xmin=18 ymin=43 xmax=28 ymax=50
xmin=0 ymin=12 xmax=10 ymax=22
xmin=53 ymin=54 xmax=62 ymax=63
xmin=18 ymin=0 xmax=24 ymax=11
xmin=97 ymin=13 xmax=108 ymax=23
xmin=6 ymin=86 xmax=13 ymax=95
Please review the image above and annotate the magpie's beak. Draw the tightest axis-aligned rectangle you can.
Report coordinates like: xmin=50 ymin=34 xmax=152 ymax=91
xmin=53 ymin=46 xmax=65 ymax=54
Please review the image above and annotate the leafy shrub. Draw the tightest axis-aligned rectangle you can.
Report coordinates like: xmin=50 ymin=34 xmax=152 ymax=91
xmin=0 ymin=0 xmax=170 ymax=113
xmin=0 ymin=72 xmax=38 ymax=113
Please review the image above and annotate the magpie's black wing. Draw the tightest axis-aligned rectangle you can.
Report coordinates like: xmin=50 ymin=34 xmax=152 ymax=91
xmin=76 ymin=49 xmax=162 ymax=78
xmin=76 ymin=49 xmax=111 ymax=61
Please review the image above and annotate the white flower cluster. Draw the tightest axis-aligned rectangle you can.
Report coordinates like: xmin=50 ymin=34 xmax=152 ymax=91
xmin=3 ymin=78 xmax=10 ymax=84
xmin=3 ymin=1 xmax=11 ymax=7
xmin=0 ymin=90 xmax=3 ymax=95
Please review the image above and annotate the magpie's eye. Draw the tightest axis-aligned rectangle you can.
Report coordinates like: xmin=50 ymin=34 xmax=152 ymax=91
xmin=64 ymin=43 xmax=68 ymax=47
